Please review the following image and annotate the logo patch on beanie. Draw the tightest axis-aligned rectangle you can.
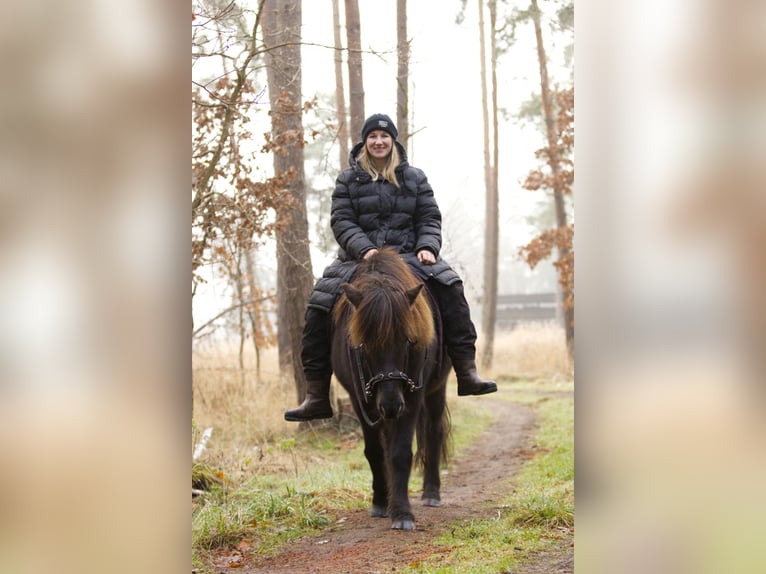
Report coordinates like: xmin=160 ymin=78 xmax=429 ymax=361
xmin=378 ymin=120 xmax=388 ymax=128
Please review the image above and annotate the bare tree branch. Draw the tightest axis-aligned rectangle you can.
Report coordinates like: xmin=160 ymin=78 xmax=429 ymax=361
xmin=193 ymin=295 xmax=276 ymax=339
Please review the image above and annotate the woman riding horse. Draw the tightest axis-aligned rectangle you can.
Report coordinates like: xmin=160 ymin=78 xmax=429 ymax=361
xmin=285 ymin=113 xmax=496 ymax=422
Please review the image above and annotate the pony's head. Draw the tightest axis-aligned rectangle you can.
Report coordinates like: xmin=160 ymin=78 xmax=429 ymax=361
xmin=335 ymin=249 xmax=434 ymax=352
xmin=334 ymin=249 xmax=435 ymax=419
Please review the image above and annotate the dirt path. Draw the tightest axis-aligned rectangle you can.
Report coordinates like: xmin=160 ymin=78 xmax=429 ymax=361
xmin=211 ymin=390 xmax=573 ymax=574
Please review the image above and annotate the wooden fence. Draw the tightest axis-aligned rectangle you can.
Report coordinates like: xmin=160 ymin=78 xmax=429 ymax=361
xmin=494 ymin=293 xmax=560 ymax=329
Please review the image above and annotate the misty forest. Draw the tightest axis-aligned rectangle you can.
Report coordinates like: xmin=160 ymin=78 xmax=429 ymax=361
xmin=192 ymin=1 xmax=574 ymax=572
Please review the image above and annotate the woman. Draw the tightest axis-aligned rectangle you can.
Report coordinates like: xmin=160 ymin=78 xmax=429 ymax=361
xmin=285 ymin=113 xmax=496 ymax=422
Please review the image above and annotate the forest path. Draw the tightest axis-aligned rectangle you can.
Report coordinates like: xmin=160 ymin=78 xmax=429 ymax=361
xmin=210 ymin=388 xmax=573 ymax=574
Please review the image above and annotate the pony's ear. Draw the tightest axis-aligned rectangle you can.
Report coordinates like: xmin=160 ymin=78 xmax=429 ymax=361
xmin=405 ymin=284 xmax=424 ymax=306
xmin=341 ymin=283 xmax=363 ymax=308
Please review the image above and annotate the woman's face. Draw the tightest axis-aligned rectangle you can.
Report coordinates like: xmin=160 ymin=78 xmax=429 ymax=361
xmin=365 ymin=130 xmax=393 ymax=163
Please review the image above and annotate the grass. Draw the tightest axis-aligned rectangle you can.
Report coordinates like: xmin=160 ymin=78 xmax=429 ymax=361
xmin=191 ymin=393 xmax=498 ymax=571
xmin=192 ymin=432 xmax=363 ymax=570
xmin=399 ymin=383 xmax=574 ymax=574
xmin=191 ymin=324 xmax=573 ymax=572
xmin=490 ymin=322 xmax=573 ymax=380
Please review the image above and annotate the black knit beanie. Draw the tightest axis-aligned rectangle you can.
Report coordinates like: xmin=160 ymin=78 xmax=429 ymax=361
xmin=361 ymin=113 xmax=398 ymax=141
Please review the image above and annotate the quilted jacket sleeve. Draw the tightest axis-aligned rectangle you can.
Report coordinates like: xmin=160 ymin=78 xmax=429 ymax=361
xmin=411 ymin=168 xmax=442 ymax=257
xmin=330 ymin=171 xmax=376 ymax=260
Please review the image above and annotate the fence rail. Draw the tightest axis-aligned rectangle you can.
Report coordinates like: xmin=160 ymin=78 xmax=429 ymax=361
xmin=495 ymin=292 xmax=559 ymax=328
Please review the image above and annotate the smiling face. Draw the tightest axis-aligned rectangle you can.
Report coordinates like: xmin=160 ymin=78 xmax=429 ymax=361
xmin=365 ymin=130 xmax=393 ymax=166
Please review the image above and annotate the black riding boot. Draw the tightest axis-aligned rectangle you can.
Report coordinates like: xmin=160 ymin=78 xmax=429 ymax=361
xmin=427 ymin=280 xmax=497 ymax=396
xmin=284 ymin=376 xmax=333 ymax=421
xmin=453 ymin=359 xmax=497 ymax=396
xmin=284 ymin=306 xmax=334 ymax=422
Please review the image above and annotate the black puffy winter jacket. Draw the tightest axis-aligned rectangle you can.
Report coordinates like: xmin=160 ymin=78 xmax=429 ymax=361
xmin=308 ymin=141 xmax=460 ymax=312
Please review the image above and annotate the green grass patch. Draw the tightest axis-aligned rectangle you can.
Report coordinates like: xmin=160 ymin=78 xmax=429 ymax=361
xmin=192 ymin=398 xmax=497 ymax=571
xmin=192 ymin=431 xmax=369 ymax=566
xmin=192 ymin=386 xmax=572 ymax=573
xmin=400 ymin=390 xmax=574 ymax=574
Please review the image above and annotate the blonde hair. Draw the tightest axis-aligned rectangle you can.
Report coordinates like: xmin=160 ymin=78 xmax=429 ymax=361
xmin=357 ymin=144 xmax=401 ymax=188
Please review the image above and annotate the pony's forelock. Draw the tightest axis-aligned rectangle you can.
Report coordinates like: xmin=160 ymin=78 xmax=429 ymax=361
xmin=334 ymin=249 xmax=434 ymax=350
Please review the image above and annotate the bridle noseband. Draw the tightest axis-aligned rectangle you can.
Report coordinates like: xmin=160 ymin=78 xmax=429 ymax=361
xmin=352 ymin=340 xmax=424 ymax=403
xmin=363 ymin=369 xmax=420 ymax=401
xmin=349 ymin=340 xmax=426 ymax=427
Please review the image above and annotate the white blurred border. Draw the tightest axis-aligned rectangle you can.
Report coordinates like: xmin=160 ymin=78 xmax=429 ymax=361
xmin=577 ymin=1 xmax=766 ymax=572
xmin=0 ymin=1 xmax=188 ymax=572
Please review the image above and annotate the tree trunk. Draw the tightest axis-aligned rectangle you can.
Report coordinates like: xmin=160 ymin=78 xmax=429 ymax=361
xmin=396 ymin=0 xmax=410 ymax=145
xmin=332 ymin=0 xmax=350 ymax=167
xmin=244 ymin=247 xmax=262 ymax=383
xmin=478 ymin=0 xmax=499 ymax=369
xmin=345 ymin=0 xmax=365 ymax=141
xmin=531 ymin=0 xmax=574 ymax=357
xmin=235 ymin=251 xmax=246 ymax=374
xmin=490 ymin=0 xmax=499 ymax=339
xmin=262 ymin=0 xmax=314 ymax=399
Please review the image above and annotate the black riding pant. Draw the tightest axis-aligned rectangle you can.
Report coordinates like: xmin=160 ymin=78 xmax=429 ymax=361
xmin=300 ymin=279 xmax=478 ymax=379
xmin=425 ymin=280 xmax=478 ymax=361
xmin=301 ymin=306 xmax=334 ymax=380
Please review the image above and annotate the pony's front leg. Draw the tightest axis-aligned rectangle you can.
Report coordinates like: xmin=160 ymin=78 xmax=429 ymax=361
xmin=386 ymin=416 xmax=418 ymax=530
xmin=361 ymin=425 xmax=388 ymax=517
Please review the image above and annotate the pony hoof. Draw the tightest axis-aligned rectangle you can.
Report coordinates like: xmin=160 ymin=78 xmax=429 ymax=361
xmin=370 ymin=505 xmax=388 ymax=518
xmin=391 ymin=519 xmax=416 ymax=530
xmin=422 ymin=498 xmax=441 ymax=507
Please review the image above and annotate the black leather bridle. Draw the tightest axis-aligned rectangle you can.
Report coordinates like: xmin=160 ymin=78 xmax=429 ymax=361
xmin=348 ymin=339 xmax=426 ymax=427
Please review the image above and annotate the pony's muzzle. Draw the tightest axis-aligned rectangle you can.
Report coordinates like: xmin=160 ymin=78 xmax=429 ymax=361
xmin=377 ymin=393 xmax=405 ymax=419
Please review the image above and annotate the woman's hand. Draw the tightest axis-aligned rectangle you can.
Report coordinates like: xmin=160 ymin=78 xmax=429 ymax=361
xmin=417 ymin=250 xmax=435 ymax=265
xmin=363 ymin=249 xmax=379 ymax=260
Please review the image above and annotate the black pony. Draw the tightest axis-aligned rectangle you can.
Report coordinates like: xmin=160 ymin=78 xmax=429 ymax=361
xmin=332 ymin=248 xmax=451 ymax=530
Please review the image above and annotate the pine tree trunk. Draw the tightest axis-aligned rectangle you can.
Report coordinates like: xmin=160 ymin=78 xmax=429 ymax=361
xmin=262 ymin=0 xmax=314 ymax=400
xmin=478 ymin=0 xmax=499 ymax=369
xmin=235 ymin=251 xmax=246 ymax=374
xmin=345 ymin=0 xmax=365 ymax=140
xmin=531 ymin=0 xmax=574 ymax=357
xmin=396 ymin=0 xmax=410 ymax=145
xmin=244 ymin=248 xmax=262 ymax=383
xmin=332 ymin=0 xmax=349 ymax=167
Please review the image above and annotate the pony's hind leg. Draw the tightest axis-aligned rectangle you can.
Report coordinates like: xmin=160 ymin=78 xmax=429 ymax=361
xmin=391 ymin=516 xmax=416 ymax=530
xmin=370 ymin=504 xmax=388 ymax=518
xmin=421 ymin=385 xmax=447 ymax=507
xmin=422 ymin=493 xmax=441 ymax=507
